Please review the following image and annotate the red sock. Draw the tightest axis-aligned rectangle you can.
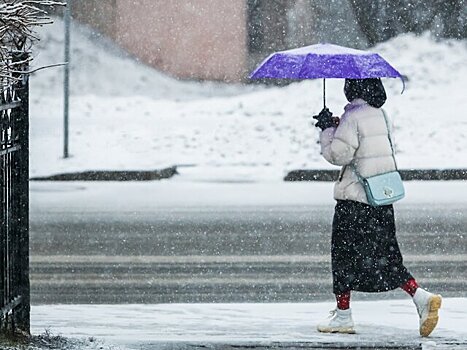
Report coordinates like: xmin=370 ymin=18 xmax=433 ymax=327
xmin=401 ymin=278 xmax=419 ymax=297
xmin=336 ymin=291 xmax=351 ymax=310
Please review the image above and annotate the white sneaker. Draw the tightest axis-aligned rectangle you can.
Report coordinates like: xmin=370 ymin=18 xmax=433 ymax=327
xmin=317 ymin=308 xmax=355 ymax=334
xmin=413 ymin=288 xmax=442 ymax=337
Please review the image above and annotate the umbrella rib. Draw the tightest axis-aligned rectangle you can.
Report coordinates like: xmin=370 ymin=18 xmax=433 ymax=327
xmin=350 ymin=55 xmax=363 ymax=79
xmin=296 ymin=54 xmax=309 ymax=79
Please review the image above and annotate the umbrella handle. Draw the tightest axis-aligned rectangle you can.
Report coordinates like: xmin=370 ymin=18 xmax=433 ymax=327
xmin=323 ymin=78 xmax=326 ymax=108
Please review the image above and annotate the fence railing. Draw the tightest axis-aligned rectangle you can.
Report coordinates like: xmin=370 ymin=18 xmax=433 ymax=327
xmin=0 ymin=52 xmax=30 ymax=336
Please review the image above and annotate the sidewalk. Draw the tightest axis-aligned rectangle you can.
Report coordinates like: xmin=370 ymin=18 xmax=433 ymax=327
xmin=31 ymin=299 xmax=467 ymax=350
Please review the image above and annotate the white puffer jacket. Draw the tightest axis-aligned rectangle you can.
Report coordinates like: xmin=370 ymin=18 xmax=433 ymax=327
xmin=319 ymin=98 xmax=397 ymax=204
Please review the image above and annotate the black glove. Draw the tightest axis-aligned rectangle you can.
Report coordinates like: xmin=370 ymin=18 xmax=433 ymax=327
xmin=313 ymin=107 xmax=335 ymax=130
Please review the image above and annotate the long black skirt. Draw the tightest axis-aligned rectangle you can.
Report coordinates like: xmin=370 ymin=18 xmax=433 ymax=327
xmin=332 ymin=200 xmax=413 ymax=294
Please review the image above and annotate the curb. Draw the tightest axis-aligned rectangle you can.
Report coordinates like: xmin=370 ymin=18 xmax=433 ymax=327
xmin=29 ymin=167 xmax=467 ymax=182
xmin=30 ymin=166 xmax=178 ymax=181
xmin=284 ymin=169 xmax=467 ymax=182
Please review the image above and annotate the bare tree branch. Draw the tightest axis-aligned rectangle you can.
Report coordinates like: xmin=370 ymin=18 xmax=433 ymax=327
xmin=0 ymin=0 xmax=64 ymax=90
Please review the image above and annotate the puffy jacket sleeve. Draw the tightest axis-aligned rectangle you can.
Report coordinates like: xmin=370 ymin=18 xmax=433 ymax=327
xmin=319 ymin=112 xmax=359 ymax=166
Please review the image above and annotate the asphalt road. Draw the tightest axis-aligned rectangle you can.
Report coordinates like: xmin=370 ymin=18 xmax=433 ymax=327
xmin=29 ymin=191 xmax=466 ymax=304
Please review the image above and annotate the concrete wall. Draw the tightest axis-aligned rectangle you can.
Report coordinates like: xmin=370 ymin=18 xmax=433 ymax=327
xmin=115 ymin=0 xmax=248 ymax=82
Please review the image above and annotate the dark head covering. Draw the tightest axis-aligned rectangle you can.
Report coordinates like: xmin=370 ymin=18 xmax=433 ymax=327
xmin=344 ymin=78 xmax=387 ymax=108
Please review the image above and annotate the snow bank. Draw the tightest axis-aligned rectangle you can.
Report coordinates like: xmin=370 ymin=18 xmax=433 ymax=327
xmin=29 ymin=19 xmax=467 ymax=180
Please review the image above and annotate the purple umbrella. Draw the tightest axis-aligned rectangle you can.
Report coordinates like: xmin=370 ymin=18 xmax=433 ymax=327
xmin=249 ymin=43 xmax=404 ymax=107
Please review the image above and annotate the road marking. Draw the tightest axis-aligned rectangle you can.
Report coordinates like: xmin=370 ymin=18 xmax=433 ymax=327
xmin=30 ymin=254 xmax=467 ymax=264
xmin=29 ymin=276 xmax=467 ymax=286
xmin=28 ymin=277 xmax=333 ymax=285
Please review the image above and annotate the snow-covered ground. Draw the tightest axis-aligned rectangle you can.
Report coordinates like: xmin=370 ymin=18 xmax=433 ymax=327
xmin=29 ymin=18 xmax=467 ymax=180
xmin=31 ymin=299 xmax=467 ymax=349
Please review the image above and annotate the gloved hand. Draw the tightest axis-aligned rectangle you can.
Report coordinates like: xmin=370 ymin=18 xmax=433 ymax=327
xmin=313 ymin=107 xmax=339 ymax=130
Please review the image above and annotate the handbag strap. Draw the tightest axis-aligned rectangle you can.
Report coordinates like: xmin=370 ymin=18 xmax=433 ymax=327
xmin=381 ymin=109 xmax=399 ymax=171
xmin=347 ymin=109 xmax=398 ymax=181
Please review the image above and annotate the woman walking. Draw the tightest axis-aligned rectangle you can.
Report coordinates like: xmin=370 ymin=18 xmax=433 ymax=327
xmin=314 ymin=78 xmax=442 ymax=337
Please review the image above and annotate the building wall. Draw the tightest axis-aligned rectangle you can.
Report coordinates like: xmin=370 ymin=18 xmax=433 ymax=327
xmin=115 ymin=0 xmax=248 ymax=82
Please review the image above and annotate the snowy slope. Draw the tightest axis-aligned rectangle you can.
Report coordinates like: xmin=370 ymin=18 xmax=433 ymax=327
xmin=29 ymin=18 xmax=467 ymax=180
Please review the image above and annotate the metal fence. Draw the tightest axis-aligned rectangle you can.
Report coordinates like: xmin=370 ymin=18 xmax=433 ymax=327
xmin=0 ymin=52 xmax=30 ymax=336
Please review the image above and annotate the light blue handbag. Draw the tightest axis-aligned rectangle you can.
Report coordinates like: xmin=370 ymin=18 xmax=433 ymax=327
xmin=351 ymin=110 xmax=405 ymax=207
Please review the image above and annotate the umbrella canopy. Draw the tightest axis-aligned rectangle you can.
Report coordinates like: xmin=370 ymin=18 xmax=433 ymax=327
xmin=249 ymin=43 xmax=404 ymax=108
xmin=249 ymin=43 xmax=403 ymax=80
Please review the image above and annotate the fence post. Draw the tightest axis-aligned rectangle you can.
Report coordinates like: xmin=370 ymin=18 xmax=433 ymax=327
xmin=15 ymin=52 xmax=30 ymax=335
xmin=0 ymin=83 xmax=5 ymax=334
